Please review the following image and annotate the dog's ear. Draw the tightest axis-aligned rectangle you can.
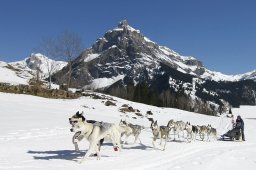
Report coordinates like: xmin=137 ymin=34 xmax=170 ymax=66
xmin=81 ymin=115 xmax=85 ymax=122
xmin=76 ymin=111 xmax=80 ymax=116
xmin=81 ymin=111 xmax=84 ymax=115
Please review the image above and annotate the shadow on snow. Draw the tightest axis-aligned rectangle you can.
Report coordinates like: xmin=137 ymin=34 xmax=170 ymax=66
xmin=27 ymin=150 xmax=110 ymax=161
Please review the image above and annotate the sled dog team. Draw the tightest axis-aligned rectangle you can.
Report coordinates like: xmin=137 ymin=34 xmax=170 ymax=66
xmin=150 ymin=119 xmax=217 ymax=151
xmin=69 ymin=111 xmax=217 ymax=163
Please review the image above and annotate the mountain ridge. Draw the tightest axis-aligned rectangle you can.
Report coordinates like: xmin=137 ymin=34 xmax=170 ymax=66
xmin=51 ymin=20 xmax=256 ymax=115
xmin=78 ymin=20 xmax=256 ymax=84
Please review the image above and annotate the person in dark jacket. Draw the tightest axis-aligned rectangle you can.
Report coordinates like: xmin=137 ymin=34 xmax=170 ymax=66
xmin=235 ymin=115 xmax=245 ymax=141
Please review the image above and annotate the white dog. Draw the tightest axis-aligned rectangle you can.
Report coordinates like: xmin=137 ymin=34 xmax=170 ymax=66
xmin=70 ymin=117 xmax=122 ymax=163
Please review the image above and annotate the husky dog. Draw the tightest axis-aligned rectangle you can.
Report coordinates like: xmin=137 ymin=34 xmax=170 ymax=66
xmin=184 ymin=122 xmax=194 ymax=142
xmin=167 ymin=119 xmax=175 ymax=129
xmin=69 ymin=111 xmax=104 ymax=151
xmin=198 ymin=125 xmax=208 ymax=141
xmin=150 ymin=120 xmax=170 ymax=151
xmin=167 ymin=120 xmax=186 ymax=141
xmin=119 ymin=120 xmax=143 ymax=144
xmin=70 ymin=117 xmax=122 ymax=162
xmin=167 ymin=119 xmax=176 ymax=140
xmin=192 ymin=125 xmax=199 ymax=140
xmin=118 ymin=120 xmax=134 ymax=144
xmin=207 ymin=124 xmax=217 ymax=141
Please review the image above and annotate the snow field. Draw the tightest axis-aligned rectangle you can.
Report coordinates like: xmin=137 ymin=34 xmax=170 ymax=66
xmin=0 ymin=92 xmax=256 ymax=170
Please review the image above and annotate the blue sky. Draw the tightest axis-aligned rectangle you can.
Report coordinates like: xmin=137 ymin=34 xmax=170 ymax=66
xmin=0 ymin=0 xmax=255 ymax=74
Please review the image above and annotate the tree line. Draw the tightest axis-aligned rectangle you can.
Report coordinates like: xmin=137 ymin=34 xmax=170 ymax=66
xmin=106 ymin=82 xmax=219 ymax=116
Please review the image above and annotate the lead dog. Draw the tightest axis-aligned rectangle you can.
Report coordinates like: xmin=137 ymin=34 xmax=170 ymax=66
xmin=69 ymin=111 xmax=104 ymax=151
xmin=70 ymin=117 xmax=122 ymax=162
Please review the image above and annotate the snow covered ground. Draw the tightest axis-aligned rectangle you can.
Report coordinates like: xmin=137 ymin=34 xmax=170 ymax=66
xmin=0 ymin=92 xmax=256 ymax=170
xmin=0 ymin=62 xmax=29 ymax=85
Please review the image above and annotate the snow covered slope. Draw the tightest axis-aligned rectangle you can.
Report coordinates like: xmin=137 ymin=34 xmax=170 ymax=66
xmin=0 ymin=53 xmax=67 ymax=85
xmin=159 ymin=46 xmax=256 ymax=82
xmin=0 ymin=61 xmax=29 ymax=85
xmin=10 ymin=53 xmax=67 ymax=79
xmin=1 ymin=92 xmax=255 ymax=170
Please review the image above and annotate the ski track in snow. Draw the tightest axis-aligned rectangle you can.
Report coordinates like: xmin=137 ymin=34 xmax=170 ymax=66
xmin=0 ymin=92 xmax=256 ymax=170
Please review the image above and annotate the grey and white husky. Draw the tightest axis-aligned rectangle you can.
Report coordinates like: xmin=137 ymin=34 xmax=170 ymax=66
xmin=119 ymin=120 xmax=143 ymax=144
xmin=198 ymin=125 xmax=208 ymax=141
xmin=150 ymin=120 xmax=170 ymax=151
xmin=167 ymin=119 xmax=186 ymax=141
xmin=206 ymin=124 xmax=217 ymax=141
xmin=184 ymin=122 xmax=194 ymax=142
xmin=118 ymin=120 xmax=134 ymax=144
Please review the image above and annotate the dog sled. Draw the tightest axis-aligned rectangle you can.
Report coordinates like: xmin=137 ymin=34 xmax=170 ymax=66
xmin=221 ymin=127 xmax=242 ymax=141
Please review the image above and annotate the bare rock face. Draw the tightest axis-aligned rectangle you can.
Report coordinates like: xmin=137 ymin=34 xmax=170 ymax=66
xmin=53 ymin=20 xmax=207 ymax=87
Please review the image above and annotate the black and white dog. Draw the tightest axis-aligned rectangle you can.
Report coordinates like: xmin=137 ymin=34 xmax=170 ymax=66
xmin=69 ymin=111 xmax=122 ymax=162
xmin=69 ymin=111 xmax=103 ymax=151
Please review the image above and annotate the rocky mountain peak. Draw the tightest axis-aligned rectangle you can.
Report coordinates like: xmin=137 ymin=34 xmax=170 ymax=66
xmin=69 ymin=20 xmax=225 ymax=86
xmin=51 ymin=20 xmax=256 ymax=115
xmin=118 ymin=20 xmax=129 ymax=28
